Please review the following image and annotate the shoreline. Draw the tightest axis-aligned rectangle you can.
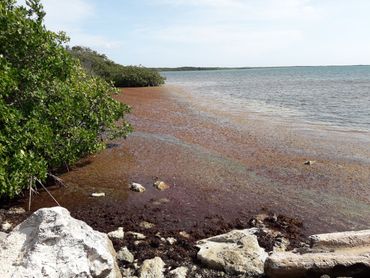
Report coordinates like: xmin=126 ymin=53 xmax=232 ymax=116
xmin=1 ymin=85 xmax=369 ymax=236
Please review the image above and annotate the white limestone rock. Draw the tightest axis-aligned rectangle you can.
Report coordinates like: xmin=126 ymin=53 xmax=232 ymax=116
xmin=0 ymin=206 xmax=121 ymax=278
xmin=196 ymin=229 xmax=268 ymax=276
xmin=139 ymin=257 xmax=165 ymax=278
xmin=117 ymin=247 xmax=134 ymax=263
xmin=108 ymin=227 xmax=125 ymax=240
xmin=169 ymin=266 xmax=188 ymax=278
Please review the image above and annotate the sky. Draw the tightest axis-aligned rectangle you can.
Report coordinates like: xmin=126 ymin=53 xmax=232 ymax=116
xmin=18 ymin=0 xmax=370 ymax=67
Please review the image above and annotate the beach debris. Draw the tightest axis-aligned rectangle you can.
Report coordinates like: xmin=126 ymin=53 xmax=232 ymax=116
xmin=169 ymin=266 xmax=188 ymax=278
xmin=130 ymin=182 xmax=146 ymax=193
xmin=126 ymin=231 xmax=146 ymax=240
xmin=107 ymin=227 xmax=124 ymax=240
xmin=117 ymin=247 xmax=134 ymax=263
xmin=166 ymin=237 xmax=177 ymax=245
xmin=153 ymin=180 xmax=170 ymax=191
xmin=196 ymin=229 xmax=268 ymax=276
xmin=7 ymin=207 xmax=26 ymax=215
xmin=139 ymin=257 xmax=165 ymax=278
xmin=1 ymin=221 xmax=12 ymax=232
xmin=304 ymin=160 xmax=316 ymax=165
xmin=179 ymin=231 xmax=191 ymax=239
xmin=91 ymin=192 xmax=106 ymax=197
xmin=0 ymin=207 xmax=120 ymax=278
xmin=152 ymin=198 xmax=170 ymax=205
xmin=139 ymin=221 xmax=155 ymax=229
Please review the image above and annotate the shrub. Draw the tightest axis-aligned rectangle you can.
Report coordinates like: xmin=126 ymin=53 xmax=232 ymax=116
xmin=68 ymin=46 xmax=165 ymax=87
xmin=0 ymin=0 xmax=132 ymax=198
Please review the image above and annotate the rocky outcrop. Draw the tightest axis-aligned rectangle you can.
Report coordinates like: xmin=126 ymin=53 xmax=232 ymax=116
xmin=196 ymin=229 xmax=268 ymax=276
xmin=265 ymin=229 xmax=370 ymax=278
xmin=0 ymin=207 xmax=121 ymax=278
xmin=309 ymin=229 xmax=370 ymax=251
xmin=265 ymin=250 xmax=370 ymax=278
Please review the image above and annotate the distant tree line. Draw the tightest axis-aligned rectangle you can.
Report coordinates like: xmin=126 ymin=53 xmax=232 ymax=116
xmin=68 ymin=46 xmax=165 ymax=87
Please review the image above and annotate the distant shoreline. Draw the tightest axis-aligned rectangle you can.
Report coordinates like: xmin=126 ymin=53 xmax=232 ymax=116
xmin=153 ymin=64 xmax=370 ymax=72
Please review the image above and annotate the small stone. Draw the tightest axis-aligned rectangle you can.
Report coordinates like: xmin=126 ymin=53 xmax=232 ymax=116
xmin=153 ymin=181 xmax=170 ymax=191
xmin=7 ymin=207 xmax=26 ymax=214
xmin=134 ymin=240 xmax=144 ymax=246
xmin=304 ymin=160 xmax=316 ymax=165
xmin=140 ymin=257 xmax=165 ymax=278
xmin=166 ymin=237 xmax=177 ymax=245
xmin=121 ymin=267 xmax=136 ymax=278
xmin=107 ymin=227 xmax=124 ymax=239
xmin=126 ymin=232 xmax=146 ymax=240
xmin=117 ymin=247 xmax=134 ymax=263
xmin=1 ymin=221 xmax=12 ymax=232
xmin=139 ymin=221 xmax=155 ymax=229
xmin=179 ymin=231 xmax=190 ymax=239
xmin=130 ymin=183 xmax=146 ymax=193
xmin=91 ymin=192 xmax=105 ymax=197
xmin=169 ymin=266 xmax=188 ymax=278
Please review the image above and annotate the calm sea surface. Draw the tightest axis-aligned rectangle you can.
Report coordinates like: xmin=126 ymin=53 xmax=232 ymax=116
xmin=162 ymin=66 xmax=370 ymax=131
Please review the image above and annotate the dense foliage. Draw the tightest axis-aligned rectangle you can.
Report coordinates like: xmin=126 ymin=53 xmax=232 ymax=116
xmin=68 ymin=46 xmax=165 ymax=87
xmin=0 ymin=0 xmax=132 ymax=198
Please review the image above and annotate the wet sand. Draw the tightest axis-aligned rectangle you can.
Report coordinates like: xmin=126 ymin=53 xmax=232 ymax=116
xmin=10 ymin=86 xmax=370 ymax=237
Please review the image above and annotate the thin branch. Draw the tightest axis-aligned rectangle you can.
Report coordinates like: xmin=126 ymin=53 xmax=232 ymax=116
xmin=34 ymin=177 xmax=61 ymax=207
xmin=28 ymin=176 xmax=33 ymax=211
xmin=48 ymin=173 xmax=67 ymax=187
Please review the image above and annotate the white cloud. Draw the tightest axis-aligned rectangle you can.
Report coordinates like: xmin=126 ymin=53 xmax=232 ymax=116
xmin=153 ymin=0 xmax=320 ymax=21
xmin=17 ymin=0 xmax=121 ymax=50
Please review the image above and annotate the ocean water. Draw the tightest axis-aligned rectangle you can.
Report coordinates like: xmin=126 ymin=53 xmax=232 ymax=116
xmin=162 ymin=66 xmax=370 ymax=131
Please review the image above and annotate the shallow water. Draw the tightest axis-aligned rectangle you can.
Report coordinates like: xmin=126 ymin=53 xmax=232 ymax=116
xmin=15 ymin=86 xmax=369 ymax=236
xmin=163 ymin=66 xmax=370 ymax=131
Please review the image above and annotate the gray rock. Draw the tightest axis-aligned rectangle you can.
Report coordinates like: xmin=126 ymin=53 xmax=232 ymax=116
xmin=108 ymin=227 xmax=125 ymax=240
xmin=196 ymin=229 xmax=267 ymax=276
xmin=0 ymin=207 xmax=121 ymax=278
xmin=140 ymin=257 xmax=165 ymax=278
xmin=169 ymin=266 xmax=188 ymax=278
xmin=117 ymin=247 xmax=134 ymax=263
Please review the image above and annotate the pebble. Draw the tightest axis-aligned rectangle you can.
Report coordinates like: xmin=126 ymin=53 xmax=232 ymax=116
xmin=91 ymin=192 xmax=105 ymax=197
xmin=130 ymin=182 xmax=146 ymax=193
xmin=153 ymin=181 xmax=170 ymax=191
xmin=107 ymin=227 xmax=124 ymax=239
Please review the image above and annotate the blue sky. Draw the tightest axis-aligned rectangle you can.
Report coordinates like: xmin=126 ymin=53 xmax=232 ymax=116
xmin=19 ymin=0 xmax=370 ymax=67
